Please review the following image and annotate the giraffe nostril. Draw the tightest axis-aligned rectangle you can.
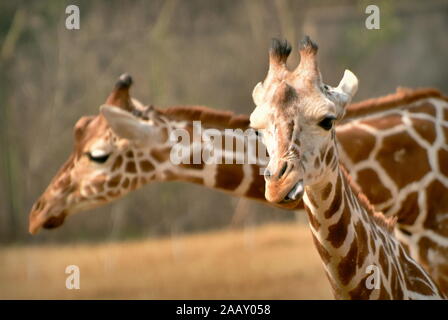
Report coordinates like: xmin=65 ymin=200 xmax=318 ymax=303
xmin=33 ymin=199 xmax=45 ymax=213
xmin=264 ymin=168 xmax=272 ymax=181
xmin=278 ymin=162 xmax=289 ymax=179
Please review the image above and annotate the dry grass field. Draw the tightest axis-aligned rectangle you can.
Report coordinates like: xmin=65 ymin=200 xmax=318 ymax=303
xmin=0 ymin=222 xmax=331 ymax=299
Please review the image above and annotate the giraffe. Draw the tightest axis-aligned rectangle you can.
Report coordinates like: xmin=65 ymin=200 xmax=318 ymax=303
xmin=337 ymin=88 xmax=448 ymax=293
xmin=28 ymin=75 xmax=448 ymax=293
xmin=249 ymin=36 xmax=445 ymax=299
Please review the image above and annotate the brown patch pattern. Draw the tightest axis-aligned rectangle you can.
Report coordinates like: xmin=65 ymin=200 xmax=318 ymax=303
xmin=336 ymin=127 xmax=375 ymax=163
xmin=356 ymin=169 xmax=392 ymax=205
xmin=323 ymin=174 xmax=342 ymax=219
xmin=338 ymin=238 xmax=358 ymax=285
xmin=215 ymin=164 xmax=244 ymax=191
xmin=410 ymin=118 xmax=436 ymax=144
xmin=377 ymin=131 xmax=430 ymax=189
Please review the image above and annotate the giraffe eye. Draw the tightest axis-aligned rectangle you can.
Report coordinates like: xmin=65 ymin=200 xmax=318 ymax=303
xmin=318 ymin=116 xmax=336 ymax=131
xmin=87 ymin=152 xmax=110 ymax=163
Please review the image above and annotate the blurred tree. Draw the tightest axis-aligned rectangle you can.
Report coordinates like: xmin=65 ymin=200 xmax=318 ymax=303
xmin=0 ymin=0 xmax=446 ymax=244
xmin=0 ymin=7 xmax=26 ymax=240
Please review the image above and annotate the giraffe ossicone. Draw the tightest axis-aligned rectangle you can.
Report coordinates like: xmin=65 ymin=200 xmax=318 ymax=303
xmin=250 ymin=36 xmax=445 ymax=299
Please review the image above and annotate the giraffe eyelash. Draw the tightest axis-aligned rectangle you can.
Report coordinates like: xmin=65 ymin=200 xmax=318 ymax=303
xmin=87 ymin=152 xmax=110 ymax=164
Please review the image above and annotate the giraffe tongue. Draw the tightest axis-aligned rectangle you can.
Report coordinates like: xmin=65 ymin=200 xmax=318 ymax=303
xmin=286 ymin=180 xmax=304 ymax=201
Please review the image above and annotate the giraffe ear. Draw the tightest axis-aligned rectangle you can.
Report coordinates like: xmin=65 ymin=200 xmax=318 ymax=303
xmin=250 ymin=104 xmax=269 ymax=129
xmin=250 ymin=82 xmax=269 ymax=129
xmin=100 ymin=105 xmax=160 ymax=144
xmin=337 ymin=69 xmax=358 ymax=100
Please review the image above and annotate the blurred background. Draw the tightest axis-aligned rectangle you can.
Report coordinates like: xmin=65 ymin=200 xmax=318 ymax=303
xmin=0 ymin=0 xmax=447 ymax=299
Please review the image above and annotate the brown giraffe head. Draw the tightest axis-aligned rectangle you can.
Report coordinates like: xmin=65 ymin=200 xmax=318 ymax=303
xmin=250 ymin=37 xmax=358 ymax=204
xmin=28 ymin=74 xmax=170 ymax=234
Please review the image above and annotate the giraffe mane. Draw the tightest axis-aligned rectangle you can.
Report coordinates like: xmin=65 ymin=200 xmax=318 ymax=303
xmin=157 ymin=105 xmax=251 ymax=130
xmin=343 ymin=87 xmax=448 ymax=121
xmin=155 ymin=88 xmax=447 ymax=130
xmin=339 ymin=164 xmax=397 ymax=234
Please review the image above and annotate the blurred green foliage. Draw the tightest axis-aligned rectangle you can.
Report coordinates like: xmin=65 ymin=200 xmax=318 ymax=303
xmin=340 ymin=0 xmax=402 ymax=65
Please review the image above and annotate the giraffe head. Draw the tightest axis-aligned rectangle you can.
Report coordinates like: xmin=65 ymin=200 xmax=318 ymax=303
xmin=250 ymin=37 xmax=358 ymax=204
xmin=28 ymin=74 xmax=171 ymax=234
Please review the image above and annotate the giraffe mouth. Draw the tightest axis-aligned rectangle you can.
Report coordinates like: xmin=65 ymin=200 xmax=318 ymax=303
xmin=42 ymin=211 xmax=67 ymax=230
xmin=29 ymin=210 xmax=68 ymax=235
xmin=283 ymin=180 xmax=304 ymax=202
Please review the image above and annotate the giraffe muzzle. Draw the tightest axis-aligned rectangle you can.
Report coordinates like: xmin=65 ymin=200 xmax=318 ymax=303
xmin=28 ymin=202 xmax=68 ymax=235
xmin=29 ymin=212 xmax=67 ymax=234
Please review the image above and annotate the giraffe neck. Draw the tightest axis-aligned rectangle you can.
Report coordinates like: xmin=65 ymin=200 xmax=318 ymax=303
xmin=335 ymin=96 xmax=448 ymax=294
xmin=108 ymin=118 xmax=269 ymax=203
xmin=337 ymin=96 xmax=448 ymax=220
xmin=302 ymin=155 xmax=444 ymax=299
